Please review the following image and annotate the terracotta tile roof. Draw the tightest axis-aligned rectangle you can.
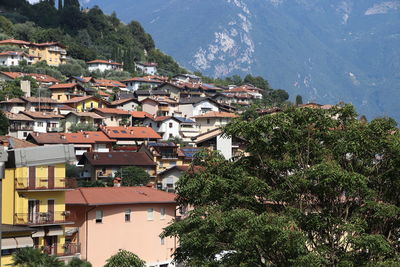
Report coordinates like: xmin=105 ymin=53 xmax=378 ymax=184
xmin=66 ymin=186 xmax=176 ymax=206
xmin=87 ymin=59 xmax=122 ymax=66
xmin=21 ymin=97 xmax=57 ymax=103
xmin=21 ymin=111 xmax=64 ymax=119
xmin=192 ymin=111 xmax=238 ymax=119
xmin=141 ymin=96 xmax=178 ymax=105
xmin=62 ymin=96 xmax=95 ymax=104
xmin=110 ymin=98 xmax=138 ymax=106
xmin=158 ymin=165 xmax=203 ymax=176
xmin=65 ymin=111 xmax=104 ymax=119
xmin=131 ymin=111 xmax=153 ymax=119
xmin=27 ymin=132 xmax=69 ymax=144
xmin=151 ymin=116 xmax=172 ymax=122
xmin=4 ymin=112 xmax=34 ymax=121
xmin=0 ymin=72 xmax=59 ymax=83
xmin=80 ymin=151 xmax=156 ymax=166
xmin=0 ymin=39 xmax=30 ymax=45
xmin=97 ymin=90 xmax=110 ymax=97
xmin=121 ymin=77 xmax=161 ymax=83
xmin=94 ymin=79 xmax=126 ymax=88
xmin=0 ymin=98 xmax=25 ymax=104
xmin=58 ymin=105 xmax=74 ymax=110
xmin=28 ymin=131 xmax=115 ymax=145
xmin=101 ymin=126 xmax=161 ymax=139
xmin=0 ymin=51 xmax=37 ymax=57
xmin=31 ymin=42 xmax=66 ymax=48
xmin=49 ymin=83 xmax=79 ymax=89
xmin=92 ymin=108 xmax=131 ymax=115
xmin=0 ymin=136 xmax=37 ymax=148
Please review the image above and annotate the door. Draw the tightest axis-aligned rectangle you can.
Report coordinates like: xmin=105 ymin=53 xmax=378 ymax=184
xmin=44 ymin=236 xmax=57 ymax=255
xmin=48 ymin=166 xmax=55 ymax=189
xmin=47 ymin=199 xmax=54 ymax=223
xmin=29 ymin=166 xmax=36 ymax=189
xmin=28 ymin=200 xmax=39 ymax=224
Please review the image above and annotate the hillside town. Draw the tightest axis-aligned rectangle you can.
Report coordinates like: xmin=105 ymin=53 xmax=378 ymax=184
xmin=0 ymin=37 xmax=283 ymax=267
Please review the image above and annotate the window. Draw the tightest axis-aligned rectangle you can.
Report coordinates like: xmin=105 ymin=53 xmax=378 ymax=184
xmin=147 ymin=208 xmax=154 ymax=221
xmin=207 ymin=119 xmax=211 ymax=124
xmin=58 ymin=95 xmax=61 ymax=100
xmin=96 ymin=210 xmax=103 ymax=223
xmin=160 ymin=237 xmax=165 ymax=245
xmin=37 ymin=122 xmax=43 ymax=127
xmin=110 ymin=116 xmax=114 ymax=121
xmin=149 ymin=123 xmax=152 ymax=128
xmin=157 ymin=123 xmax=161 ymax=128
xmin=160 ymin=208 xmax=166 ymax=220
xmin=125 ymin=209 xmax=131 ymax=222
xmin=169 ymin=134 xmax=173 ymax=138
xmin=23 ymin=132 xmax=27 ymax=137
xmin=169 ymin=122 xmax=173 ymax=128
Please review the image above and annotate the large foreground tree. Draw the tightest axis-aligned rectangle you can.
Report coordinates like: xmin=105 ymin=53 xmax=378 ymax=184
xmin=163 ymin=105 xmax=400 ymax=266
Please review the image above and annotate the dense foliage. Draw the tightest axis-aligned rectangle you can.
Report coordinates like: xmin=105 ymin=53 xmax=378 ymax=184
xmin=163 ymin=105 xmax=400 ymax=266
xmin=104 ymin=249 xmax=145 ymax=267
xmin=0 ymin=110 xmax=9 ymax=135
xmin=12 ymin=247 xmax=92 ymax=267
xmin=114 ymin=166 xmax=151 ymax=186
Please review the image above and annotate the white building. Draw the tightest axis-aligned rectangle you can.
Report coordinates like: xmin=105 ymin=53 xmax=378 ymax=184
xmin=135 ymin=62 xmax=158 ymax=75
xmin=121 ymin=77 xmax=162 ymax=92
xmin=192 ymin=111 xmax=238 ymax=134
xmin=87 ymin=59 xmax=123 ymax=72
xmin=178 ymin=97 xmax=220 ymax=118
xmin=173 ymin=74 xmax=201 ymax=83
xmin=143 ymin=116 xmax=181 ymax=140
xmin=21 ymin=111 xmax=64 ymax=133
xmin=0 ymin=51 xmax=36 ymax=66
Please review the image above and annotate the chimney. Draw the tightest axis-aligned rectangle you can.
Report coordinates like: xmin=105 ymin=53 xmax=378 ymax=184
xmin=93 ymin=154 xmax=99 ymax=160
xmin=60 ymin=134 xmax=66 ymax=140
xmin=21 ymin=80 xmax=31 ymax=97
xmin=130 ymin=130 xmax=133 ymax=135
xmin=113 ymin=177 xmax=122 ymax=187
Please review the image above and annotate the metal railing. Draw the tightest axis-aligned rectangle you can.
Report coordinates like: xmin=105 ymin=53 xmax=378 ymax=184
xmin=36 ymin=243 xmax=80 ymax=256
xmin=15 ymin=177 xmax=77 ymax=190
xmin=15 ymin=211 xmax=75 ymax=225
xmin=9 ymin=125 xmax=34 ymax=131
xmin=46 ymin=126 xmax=64 ymax=132
xmin=161 ymin=153 xmax=179 ymax=159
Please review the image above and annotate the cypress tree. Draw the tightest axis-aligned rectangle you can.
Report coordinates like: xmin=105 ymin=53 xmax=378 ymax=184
xmin=58 ymin=0 xmax=62 ymax=10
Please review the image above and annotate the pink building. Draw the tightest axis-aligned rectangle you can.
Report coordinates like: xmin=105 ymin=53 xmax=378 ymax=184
xmin=66 ymin=187 xmax=177 ymax=267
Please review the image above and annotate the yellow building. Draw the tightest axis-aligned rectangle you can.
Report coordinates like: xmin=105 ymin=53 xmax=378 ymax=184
xmin=28 ymin=42 xmax=67 ymax=66
xmin=62 ymin=96 xmax=106 ymax=112
xmin=1 ymin=144 xmax=77 ymax=266
xmin=139 ymin=142 xmax=184 ymax=173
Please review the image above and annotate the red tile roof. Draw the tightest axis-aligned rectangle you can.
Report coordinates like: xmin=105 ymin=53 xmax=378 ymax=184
xmin=192 ymin=111 xmax=238 ymax=119
xmin=80 ymin=151 xmax=156 ymax=166
xmin=0 ymin=136 xmax=37 ymax=148
xmin=87 ymin=60 xmax=122 ymax=66
xmin=27 ymin=131 xmax=115 ymax=145
xmin=49 ymin=83 xmax=79 ymax=89
xmin=110 ymin=98 xmax=138 ymax=106
xmin=65 ymin=111 xmax=104 ymax=119
xmin=62 ymin=96 xmax=96 ymax=104
xmin=66 ymin=186 xmax=176 ymax=206
xmin=0 ymin=72 xmax=59 ymax=83
xmin=94 ymin=79 xmax=126 ymax=88
xmin=131 ymin=111 xmax=153 ymax=119
xmin=101 ymin=126 xmax=161 ymax=139
xmin=4 ymin=112 xmax=34 ymax=121
xmin=97 ymin=90 xmax=110 ymax=97
xmin=92 ymin=108 xmax=131 ymax=115
xmin=21 ymin=111 xmax=64 ymax=119
xmin=31 ymin=42 xmax=66 ymax=48
xmin=0 ymin=39 xmax=30 ymax=45
xmin=0 ymin=51 xmax=37 ymax=57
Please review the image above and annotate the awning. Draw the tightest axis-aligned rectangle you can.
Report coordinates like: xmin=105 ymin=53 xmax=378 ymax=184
xmin=15 ymin=236 xmax=34 ymax=248
xmin=64 ymin=227 xmax=78 ymax=236
xmin=47 ymin=226 xmax=64 ymax=236
xmin=1 ymin=238 xmax=17 ymax=249
xmin=32 ymin=228 xmax=45 ymax=237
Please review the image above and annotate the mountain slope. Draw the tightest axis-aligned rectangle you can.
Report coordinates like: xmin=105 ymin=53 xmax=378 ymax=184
xmin=85 ymin=0 xmax=400 ymax=120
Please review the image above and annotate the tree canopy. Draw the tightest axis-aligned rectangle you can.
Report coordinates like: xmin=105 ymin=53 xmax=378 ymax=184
xmin=104 ymin=249 xmax=145 ymax=267
xmin=163 ymin=105 xmax=400 ymax=266
xmin=114 ymin=166 xmax=151 ymax=186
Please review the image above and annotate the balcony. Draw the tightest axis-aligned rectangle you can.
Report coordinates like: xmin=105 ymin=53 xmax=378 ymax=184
xmin=15 ymin=177 xmax=77 ymax=191
xmin=36 ymin=243 xmax=80 ymax=257
xmin=47 ymin=126 xmax=64 ymax=132
xmin=14 ymin=211 xmax=76 ymax=226
xmin=9 ymin=125 xmax=34 ymax=131
xmin=160 ymin=153 xmax=178 ymax=159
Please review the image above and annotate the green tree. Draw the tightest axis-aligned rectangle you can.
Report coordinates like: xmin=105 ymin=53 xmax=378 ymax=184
xmin=0 ymin=111 xmax=9 ymax=135
xmin=114 ymin=166 xmax=151 ymax=186
xmin=66 ymin=257 xmax=92 ymax=267
xmin=68 ymin=123 xmax=97 ymax=133
xmin=0 ymin=80 xmax=25 ymax=101
xmin=163 ymin=105 xmax=400 ymax=266
xmin=104 ymin=249 xmax=145 ymax=267
xmin=295 ymin=95 xmax=303 ymax=105
xmin=11 ymin=247 xmax=65 ymax=267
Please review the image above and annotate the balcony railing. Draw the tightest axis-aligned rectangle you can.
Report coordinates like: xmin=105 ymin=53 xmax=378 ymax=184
xmin=161 ymin=153 xmax=179 ymax=159
xmin=36 ymin=243 xmax=80 ymax=257
xmin=47 ymin=126 xmax=64 ymax=132
xmin=15 ymin=211 xmax=75 ymax=226
xmin=15 ymin=177 xmax=77 ymax=190
xmin=9 ymin=125 xmax=34 ymax=131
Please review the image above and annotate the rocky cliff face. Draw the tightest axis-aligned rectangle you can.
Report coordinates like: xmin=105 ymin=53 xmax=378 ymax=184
xmin=84 ymin=0 xmax=400 ymax=120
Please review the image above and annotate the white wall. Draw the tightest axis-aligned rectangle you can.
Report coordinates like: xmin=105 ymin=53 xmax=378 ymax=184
xmin=193 ymin=101 xmax=219 ymax=117
xmin=216 ymin=134 xmax=232 ymax=160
